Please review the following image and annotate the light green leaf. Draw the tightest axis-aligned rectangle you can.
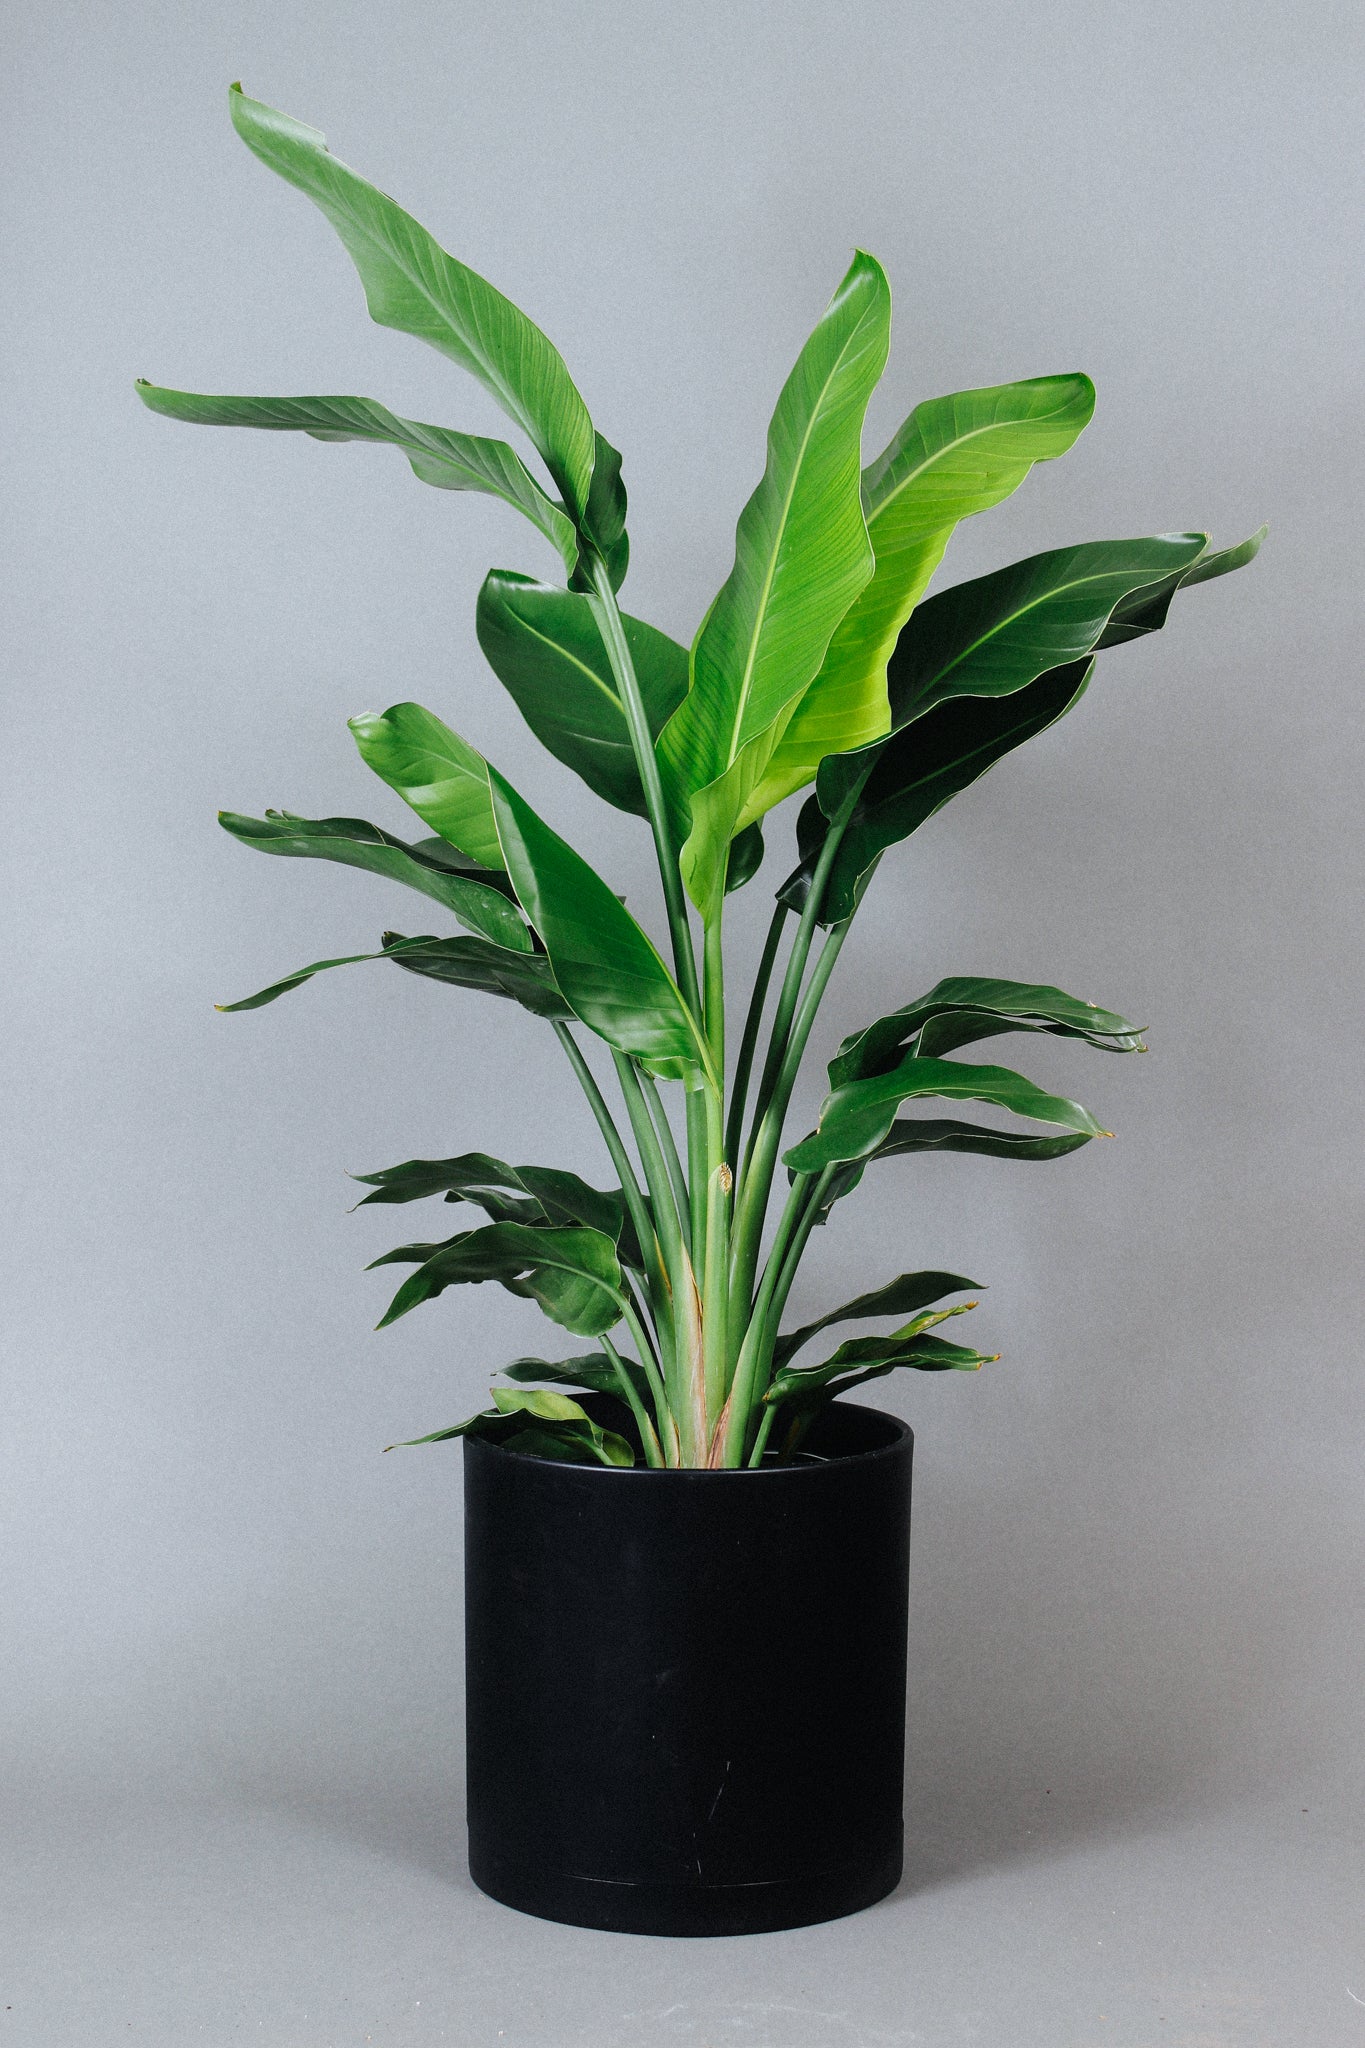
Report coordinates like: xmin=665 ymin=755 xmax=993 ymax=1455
xmin=349 ymin=702 xmax=503 ymax=867
xmin=658 ymin=251 xmax=892 ymax=910
xmin=487 ymin=768 xmax=708 ymax=1077
xmin=491 ymin=1387 xmax=635 ymax=1465
xmin=387 ymin=1391 xmax=635 ymax=1464
xmin=373 ymin=1220 xmax=624 ymax=1336
xmin=227 ymin=83 xmax=597 ymax=524
xmin=755 ymin=374 xmax=1095 ymax=814
xmin=218 ymin=810 xmax=531 ymax=951
xmin=785 ymin=1055 xmax=1110 ymax=1173
xmin=830 ymin=976 xmax=1144 ymax=1086
xmin=134 ymin=385 xmax=579 ymax=573
xmin=475 ymin=571 xmax=687 ymax=814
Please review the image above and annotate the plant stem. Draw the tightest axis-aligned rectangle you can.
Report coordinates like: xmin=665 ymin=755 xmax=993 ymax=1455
xmin=612 ymin=1052 xmax=687 ymax=1285
xmin=554 ymin=1023 xmax=668 ymax=1309
xmin=703 ymin=910 xmax=726 ymax=1081
xmin=602 ymin=1332 xmax=665 ymax=1468
xmin=728 ymin=915 xmax=853 ymax=1325
xmin=746 ymin=1405 xmax=777 ymax=1468
xmin=715 ymin=1170 xmax=810 ymax=1466
xmin=619 ymin=1295 xmax=677 ymax=1462
xmin=700 ymin=1083 xmax=730 ymax=1441
xmin=725 ymin=901 xmax=787 ymax=1174
xmin=587 ymin=557 xmax=701 ymax=1021
xmin=637 ymin=1067 xmax=690 ymax=1253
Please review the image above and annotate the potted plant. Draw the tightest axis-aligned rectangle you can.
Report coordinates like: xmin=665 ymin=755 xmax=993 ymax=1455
xmin=140 ymin=84 xmax=1262 ymax=1936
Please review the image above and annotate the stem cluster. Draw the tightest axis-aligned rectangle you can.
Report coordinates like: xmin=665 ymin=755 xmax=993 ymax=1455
xmin=573 ymin=558 xmax=867 ymax=1468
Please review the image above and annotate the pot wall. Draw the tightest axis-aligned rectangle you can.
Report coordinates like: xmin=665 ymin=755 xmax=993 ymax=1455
xmin=463 ymin=1400 xmax=912 ymax=1936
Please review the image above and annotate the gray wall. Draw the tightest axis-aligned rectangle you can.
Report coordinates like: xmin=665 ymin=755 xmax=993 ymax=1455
xmin=4 ymin=3 xmax=1362 ymax=2042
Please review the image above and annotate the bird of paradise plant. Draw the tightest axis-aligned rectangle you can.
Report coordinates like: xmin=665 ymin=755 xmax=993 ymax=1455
xmin=140 ymin=85 xmax=1261 ymax=1470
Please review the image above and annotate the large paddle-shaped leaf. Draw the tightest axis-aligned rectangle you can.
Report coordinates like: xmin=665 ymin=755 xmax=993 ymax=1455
xmin=371 ymin=1219 xmax=623 ymax=1335
xmin=488 ymin=769 xmax=708 ymax=1076
xmin=772 ymin=1270 xmax=980 ymax=1371
xmin=658 ymin=251 xmax=891 ymax=910
xmin=349 ymin=703 xmax=503 ymax=867
xmin=754 ymin=374 xmax=1095 ymax=812
xmin=785 ymin=1054 xmax=1110 ymax=1173
xmin=226 ymin=85 xmax=602 ymax=531
xmin=218 ymin=810 xmax=531 ymax=951
xmin=830 ymin=976 xmax=1143 ymax=1085
xmin=217 ymin=930 xmax=568 ymax=1019
xmin=475 ymin=571 xmax=687 ymax=813
xmin=134 ymin=386 xmax=579 ymax=573
xmin=780 ymin=656 xmax=1096 ymax=921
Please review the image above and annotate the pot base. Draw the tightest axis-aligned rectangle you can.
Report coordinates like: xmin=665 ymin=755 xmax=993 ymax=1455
xmin=470 ymin=1832 xmax=903 ymax=1937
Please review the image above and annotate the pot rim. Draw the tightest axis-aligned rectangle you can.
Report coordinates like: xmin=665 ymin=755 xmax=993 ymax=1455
xmin=463 ymin=1398 xmax=911 ymax=1479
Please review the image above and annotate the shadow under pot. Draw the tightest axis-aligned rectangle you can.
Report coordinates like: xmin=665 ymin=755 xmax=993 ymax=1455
xmin=463 ymin=1399 xmax=912 ymax=1936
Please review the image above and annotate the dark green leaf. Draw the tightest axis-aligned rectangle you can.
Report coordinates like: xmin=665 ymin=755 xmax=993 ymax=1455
xmin=500 ymin=1351 xmax=647 ymax=1400
xmin=724 ymin=822 xmax=765 ymax=894
xmin=778 ymin=657 xmax=1095 ymax=922
xmin=135 ymin=385 xmax=579 ymax=572
xmin=785 ymin=1055 xmax=1110 ymax=1173
xmin=810 ymin=1117 xmax=1093 ymax=1221
xmin=475 ymin=571 xmax=686 ymax=814
xmin=488 ymin=768 xmax=707 ymax=1076
xmin=373 ymin=1220 xmax=624 ymax=1336
xmin=349 ymin=1152 xmax=643 ymax=1267
xmin=766 ymin=1329 xmax=997 ymax=1411
xmin=227 ymin=84 xmax=598 ymax=523
xmin=657 ymin=251 xmax=892 ymax=911
xmin=1097 ymin=526 xmax=1267 ymax=647
xmin=830 ymin=976 xmax=1144 ymax=1086
xmin=379 ymin=930 xmax=570 ymax=1018
xmin=218 ymin=810 xmax=531 ymax=951
xmin=772 ymin=1270 xmax=980 ymax=1371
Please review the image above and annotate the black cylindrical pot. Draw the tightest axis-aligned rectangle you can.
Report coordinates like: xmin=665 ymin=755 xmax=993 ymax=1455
xmin=463 ymin=1400 xmax=912 ymax=1936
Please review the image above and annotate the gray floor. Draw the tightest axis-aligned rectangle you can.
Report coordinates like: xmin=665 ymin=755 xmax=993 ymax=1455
xmin=6 ymin=1767 xmax=1361 ymax=2046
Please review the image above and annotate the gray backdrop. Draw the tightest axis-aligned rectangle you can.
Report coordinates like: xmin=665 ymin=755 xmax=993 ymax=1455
xmin=3 ymin=3 xmax=1362 ymax=2043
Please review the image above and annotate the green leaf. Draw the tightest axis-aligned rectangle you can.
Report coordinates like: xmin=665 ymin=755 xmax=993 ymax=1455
xmin=810 ymin=1117 xmax=1093 ymax=1222
xmin=350 ymin=1152 xmax=640 ymax=1263
xmin=487 ymin=768 xmax=708 ymax=1077
xmin=724 ymin=821 xmax=765 ymax=894
xmin=657 ymin=251 xmax=892 ymax=910
xmin=373 ymin=1220 xmax=624 ymax=1336
xmin=387 ymin=1391 xmax=635 ymax=1465
xmin=785 ymin=1055 xmax=1110 ymax=1173
xmin=779 ymin=656 xmax=1096 ymax=923
xmin=756 ymin=373 xmax=1095 ymax=814
xmin=772 ymin=1270 xmax=980 ymax=1371
xmin=475 ymin=571 xmax=687 ymax=814
xmin=218 ymin=810 xmax=531 ymax=951
xmin=349 ymin=703 xmax=504 ymax=867
xmin=830 ymin=976 xmax=1144 ymax=1086
xmin=134 ymin=384 xmax=580 ymax=573
xmin=1097 ymin=525 xmax=1267 ymax=647
xmin=500 ymin=1351 xmax=648 ymax=1400
xmin=490 ymin=1387 xmax=634 ymax=1465
xmin=379 ymin=931 xmax=570 ymax=1019
xmin=227 ymin=84 xmax=598 ymax=525
xmin=766 ymin=1328 xmax=997 ymax=1412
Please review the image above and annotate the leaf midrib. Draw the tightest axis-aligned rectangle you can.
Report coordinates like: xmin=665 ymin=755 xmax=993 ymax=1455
xmin=864 ymin=394 xmax=1084 ymax=529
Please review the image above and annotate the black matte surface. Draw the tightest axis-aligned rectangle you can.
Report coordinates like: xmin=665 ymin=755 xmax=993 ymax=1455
xmin=463 ymin=1404 xmax=912 ymax=1934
